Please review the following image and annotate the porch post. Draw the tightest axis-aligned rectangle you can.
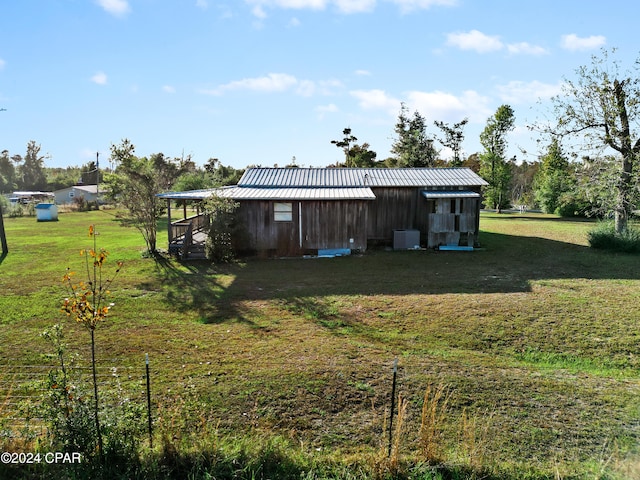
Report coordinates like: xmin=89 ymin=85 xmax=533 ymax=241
xmin=167 ymin=199 xmax=172 ymax=244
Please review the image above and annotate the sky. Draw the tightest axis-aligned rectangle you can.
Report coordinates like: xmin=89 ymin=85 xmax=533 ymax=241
xmin=1 ymin=0 xmax=639 ymax=170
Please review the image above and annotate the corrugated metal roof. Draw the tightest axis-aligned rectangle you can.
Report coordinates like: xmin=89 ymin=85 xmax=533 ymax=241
xmin=238 ymin=167 xmax=488 ymax=187
xmin=421 ymin=190 xmax=481 ymax=199
xmin=157 ymin=168 xmax=487 ymax=200
xmin=157 ymin=186 xmax=375 ymax=200
xmin=219 ymin=186 xmax=375 ymax=200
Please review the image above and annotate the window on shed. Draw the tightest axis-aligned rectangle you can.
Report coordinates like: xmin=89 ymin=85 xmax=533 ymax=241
xmin=274 ymin=202 xmax=293 ymax=222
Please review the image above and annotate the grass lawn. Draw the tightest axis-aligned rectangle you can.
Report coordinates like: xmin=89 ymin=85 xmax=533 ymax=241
xmin=0 ymin=209 xmax=639 ymax=479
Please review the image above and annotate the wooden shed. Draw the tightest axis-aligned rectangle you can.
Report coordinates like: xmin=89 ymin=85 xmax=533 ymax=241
xmin=158 ymin=167 xmax=487 ymax=257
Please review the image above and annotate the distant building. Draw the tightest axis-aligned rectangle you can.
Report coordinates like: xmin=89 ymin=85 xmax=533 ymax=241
xmin=10 ymin=191 xmax=55 ymax=204
xmin=53 ymin=185 xmax=103 ymax=205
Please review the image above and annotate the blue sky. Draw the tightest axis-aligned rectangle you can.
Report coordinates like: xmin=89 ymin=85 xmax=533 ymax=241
xmin=0 ymin=0 xmax=637 ymax=170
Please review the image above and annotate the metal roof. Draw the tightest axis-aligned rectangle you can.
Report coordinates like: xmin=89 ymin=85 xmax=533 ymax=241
xmin=157 ymin=186 xmax=375 ymax=201
xmin=238 ymin=167 xmax=488 ymax=188
xmin=157 ymin=167 xmax=487 ymax=201
xmin=421 ymin=190 xmax=481 ymax=199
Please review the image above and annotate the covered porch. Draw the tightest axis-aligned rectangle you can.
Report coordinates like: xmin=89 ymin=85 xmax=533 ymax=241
xmin=158 ymin=190 xmax=213 ymax=259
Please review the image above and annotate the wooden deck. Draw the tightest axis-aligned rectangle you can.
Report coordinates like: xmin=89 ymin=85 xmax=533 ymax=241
xmin=168 ymin=213 xmax=208 ymax=259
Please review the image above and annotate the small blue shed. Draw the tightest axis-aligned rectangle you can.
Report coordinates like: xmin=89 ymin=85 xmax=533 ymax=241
xmin=35 ymin=203 xmax=59 ymax=222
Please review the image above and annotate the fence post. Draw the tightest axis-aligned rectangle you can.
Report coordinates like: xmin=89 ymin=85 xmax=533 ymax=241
xmin=388 ymin=357 xmax=398 ymax=457
xmin=145 ymin=353 xmax=153 ymax=448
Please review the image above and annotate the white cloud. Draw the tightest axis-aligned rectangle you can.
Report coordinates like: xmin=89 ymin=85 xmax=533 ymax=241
xmin=162 ymin=85 xmax=176 ymax=94
xmin=209 ymin=73 xmax=297 ymax=95
xmin=246 ymin=0 xmax=409 ymax=16
xmin=288 ymin=17 xmax=302 ymax=27
xmin=355 ymin=69 xmax=371 ymax=76
xmin=296 ymin=79 xmax=317 ymax=96
xmin=561 ymin=34 xmax=606 ymax=51
xmin=252 ymin=4 xmax=268 ymax=18
xmin=507 ymin=42 xmax=548 ymax=56
xmin=334 ymin=0 xmax=376 ymax=13
xmin=317 ymin=103 xmax=339 ymax=113
xmin=406 ymin=89 xmax=492 ymax=123
xmin=0 ymin=58 xmax=5 ymax=70
xmin=200 ymin=73 xmax=341 ymax=96
xmin=195 ymin=0 xmax=209 ymax=9
xmin=446 ymin=30 xmax=503 ymax=53
xmin=91 ymin=71 xmax=108 ymax=85
xmin=390 ymin=0 xmax=458 ymax=14
xmin=95 ymin=0 xmax=130 ymax=17
xmin=315 ymin=103 xmax=339 ymax=119
xmin=496 ymin=80 xmax=562 ymax=104
xmin=350 ymin=89 xmax=401 ymax=115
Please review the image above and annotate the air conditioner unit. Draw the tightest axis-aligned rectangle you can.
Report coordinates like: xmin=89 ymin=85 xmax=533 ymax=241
xmin=393 ymin=229 xmax=420 ymax=250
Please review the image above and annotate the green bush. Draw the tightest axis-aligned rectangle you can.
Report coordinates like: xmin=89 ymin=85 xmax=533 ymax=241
xmin=587 ymin=222 xmax=640 ymax=253
xmin=7 ymin=203 xmax=25 ymax=217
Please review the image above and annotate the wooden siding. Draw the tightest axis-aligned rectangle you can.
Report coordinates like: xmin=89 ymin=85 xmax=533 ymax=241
xmin=368 ymin=188 xmax=426 ymax=240
xmin=235 ymin=200 xmax=368 ymax=256
xmin=427 ymin=197 xmax=479 ymax=248
xmin=366 ymin=187 xmax=482 ymax=248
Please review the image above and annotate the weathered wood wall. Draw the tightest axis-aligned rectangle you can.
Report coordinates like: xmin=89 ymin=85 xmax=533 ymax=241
xmin=232 ymin=187 xmax=482 ymax=255
xmin=367 ymin=188 xmax=429 ymax=241
xmin=427 ymin=197 xmax=479 ymax=247
xmin=235 ymin=200 xmax=368 ymax=256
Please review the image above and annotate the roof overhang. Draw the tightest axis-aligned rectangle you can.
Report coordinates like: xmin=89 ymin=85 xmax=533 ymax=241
xmin=421 ymin=190 xmax=481 ymax=199
xmin=157 ymin=186 xmax=376 ymax=201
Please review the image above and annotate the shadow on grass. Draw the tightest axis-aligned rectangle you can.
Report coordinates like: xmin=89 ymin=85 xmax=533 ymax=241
xmin=0 ymin=251 xmax=7 ymax=265
xmin=151 ymin=254 xmax=257 ymax=326
xmin=151 ymin=231 xmax=640 ymax=324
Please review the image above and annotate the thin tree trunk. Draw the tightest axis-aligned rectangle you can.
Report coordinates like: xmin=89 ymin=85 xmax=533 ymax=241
xmin=91 ymin=328 xmax=103 ymax=460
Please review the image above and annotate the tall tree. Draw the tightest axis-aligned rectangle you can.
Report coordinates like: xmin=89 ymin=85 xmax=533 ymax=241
xmin=0 ymin=150 xmax=16 ymax=193
xmin=479 ymin=105 xmax=516 ymax=212
xmin=391 ymin=103 xmax=438 ymax=167
xmin=534 ymin=138 xmax=572 ymax=214
xmin=108 ymin=139 xmax=181 ymax=255
xmin=331 ymin=128 xmax=358 ymax=167
xmin=348 ymin=143 xmax=378 ymax=167
xmin=20 ymin=140 xmax=47 ymax=190
xmin=547 ymin=48 xmax=640 ymax=233
xmin=434 ymin=118 xmax=469 ymax=167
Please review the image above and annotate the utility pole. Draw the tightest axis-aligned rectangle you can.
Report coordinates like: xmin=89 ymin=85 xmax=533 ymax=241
xmin=0 ymin=204 xmax=7 ymax=256
xmin=0 ymin=108 xmax=7 ymax=255
xmin=96 ymin=151 xmax=100 ymax=209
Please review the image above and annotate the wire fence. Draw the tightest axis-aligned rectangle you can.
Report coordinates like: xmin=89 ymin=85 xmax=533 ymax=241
xmin=0 ymin=360 xmax=150 ymax=439
xmin=0 ymin=355 xmax=408 ymax=443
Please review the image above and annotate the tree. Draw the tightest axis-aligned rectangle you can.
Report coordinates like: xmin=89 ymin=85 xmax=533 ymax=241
xmin=391 ymin=103 xmax=438 ymax=167
xmin=510 ymin=159 xmax=539 ymax=209
xmin=547 ymin=48 xmax=640 ymax=233
xmin=534 ymin=138 xmax=572 ymax=214
xmin=204 ymin=158 xmax=244 ymax=185
xmin=348 ymin=143 xmax=378 ymax=167
xmin=479 ymin=105 xmax=516 ymax=212
xmin=108 ymin=139 xmax=178 ymax=255
xmin=434 ymin=118 xmax=468 ymax=167
xmin=0 ymin=150 xmax=16 ymax=193
xmin=62 ymin=225 xmax=123 ymax=459
xmin=19 ymin=140 xmax=48 ymax=190
xmin=331 ymin=128 xmax=358 ymax=167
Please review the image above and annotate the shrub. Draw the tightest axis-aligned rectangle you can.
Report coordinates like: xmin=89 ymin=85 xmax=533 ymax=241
xmin=7 ymin=203 xmax=24 ymax=218
xmin=203 ymin=196 xmax=240 ymax=263
xmin=587 ymin=222 xmax=640 ymax=253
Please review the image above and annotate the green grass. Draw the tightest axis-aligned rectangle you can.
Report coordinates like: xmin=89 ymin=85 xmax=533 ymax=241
xmin=1 ymin=210 xmax=639 ymax=479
